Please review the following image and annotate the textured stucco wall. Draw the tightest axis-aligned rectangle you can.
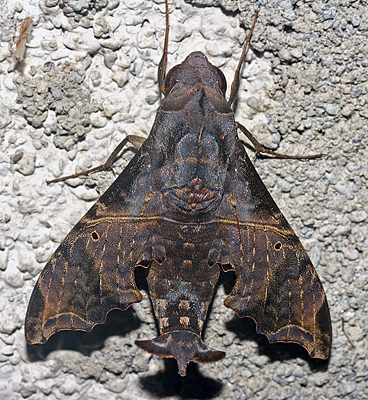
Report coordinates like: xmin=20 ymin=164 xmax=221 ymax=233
xmin=0 ymin=0 xmax=367 ymax=398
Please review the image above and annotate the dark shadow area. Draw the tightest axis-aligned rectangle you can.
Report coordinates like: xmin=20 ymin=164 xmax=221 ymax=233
xmin=251 ymin=48 xmax=264 ymax=59
xmin=283 ymin=24 xmax=295 ymax=34
xmin=135 ymin=264 xmax=150 ymax=292
xmin=27 ymin=306 xmax=142 ymax=362
xmin=140 ymin=359 xmax=223 ymax=399
xmin=220 ymin=267 xmax=237 ymax=295
xmin=226 ymin=316 xmax=329 ymax=372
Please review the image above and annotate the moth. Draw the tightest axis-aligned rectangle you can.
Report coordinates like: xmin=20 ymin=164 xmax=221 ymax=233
xmin=26 ymin=2 xmax=332 ymax=377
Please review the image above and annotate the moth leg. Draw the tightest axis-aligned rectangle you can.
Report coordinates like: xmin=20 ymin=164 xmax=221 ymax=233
xmin=46 ymin=134 xmax=146 ymax=184
xmin=158 ymin=0 xmax=169 ymax=95
xmin=236 ymin=122 xmax=322 ymax=160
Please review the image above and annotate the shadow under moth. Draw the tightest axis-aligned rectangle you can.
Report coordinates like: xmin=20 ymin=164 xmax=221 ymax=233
xmin=25 ymin=2 xmax=332 ymax=377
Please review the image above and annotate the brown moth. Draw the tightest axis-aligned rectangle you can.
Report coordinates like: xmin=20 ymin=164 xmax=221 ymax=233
xmin=25 ymin=2 xmax=332 ymax=377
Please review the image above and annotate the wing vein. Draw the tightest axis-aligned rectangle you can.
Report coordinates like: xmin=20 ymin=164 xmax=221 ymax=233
xmin=264 ymin=235 xmax=271 ymax=332
xmin=99 ymin=225 xmax=110 ymax=321
xmin=116 ymin=224 xmax=123 ymax=306
xmin=286 ymin=246 xmax=291 ymax=340
xmin=83 ymin=236 xmax=91 ymax=326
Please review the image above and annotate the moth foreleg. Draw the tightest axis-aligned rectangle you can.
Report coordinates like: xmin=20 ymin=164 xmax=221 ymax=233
xmin=236 ymin=122 xmax=322 ymax=160
xmin=46 ymin=134 xmax=146 ymax=184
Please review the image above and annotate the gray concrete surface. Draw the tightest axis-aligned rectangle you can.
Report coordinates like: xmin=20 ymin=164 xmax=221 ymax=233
xmin=0 ymin=0 xmax=367 ymax=398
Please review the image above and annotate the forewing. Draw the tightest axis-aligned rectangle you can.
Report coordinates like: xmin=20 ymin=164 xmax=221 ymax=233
xmin=26 ymin=142 xmax=160 ymax=344
xmin=219 ymin=142 xmax=332 ymax=359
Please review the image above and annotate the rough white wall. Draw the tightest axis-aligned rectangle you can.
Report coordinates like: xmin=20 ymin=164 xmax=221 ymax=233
xmin=0 ymin=0 xmax=367 ymax=399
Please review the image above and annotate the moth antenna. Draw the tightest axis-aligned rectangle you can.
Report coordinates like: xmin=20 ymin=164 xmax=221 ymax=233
xmin=158 ymin=0 xmax=170 ymax=95
xmin=228 ymin=12 xmax=259 ymax=105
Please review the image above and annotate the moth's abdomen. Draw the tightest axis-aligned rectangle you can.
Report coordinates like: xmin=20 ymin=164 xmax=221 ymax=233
xmin=147 ymin=261 xmax=217 ymax=335
xmin=138 ymin=238 xmax=223 ymax=376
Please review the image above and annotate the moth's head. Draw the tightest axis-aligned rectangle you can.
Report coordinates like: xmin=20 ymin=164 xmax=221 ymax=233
xmin=164 ymin=51 xmax=227 ymax=97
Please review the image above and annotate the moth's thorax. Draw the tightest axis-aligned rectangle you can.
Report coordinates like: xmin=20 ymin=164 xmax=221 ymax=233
xmin=155 ymin=101 xmax=238 ymax=216
xmin=161 ymin=131 xmax=224 ymax=216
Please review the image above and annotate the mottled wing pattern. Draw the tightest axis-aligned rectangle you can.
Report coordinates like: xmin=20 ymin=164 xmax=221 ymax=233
xmin=26 ymin=142 xmax=159 ymax=344
xmin=219 ymin=142 xmax=331 ymax=359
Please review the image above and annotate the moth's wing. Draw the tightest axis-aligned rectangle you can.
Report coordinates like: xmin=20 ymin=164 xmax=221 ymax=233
xmin=26 ymin=141 xmax=161 ymax=345
xmin=219 ymin=142 xmax=331 ymax=359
